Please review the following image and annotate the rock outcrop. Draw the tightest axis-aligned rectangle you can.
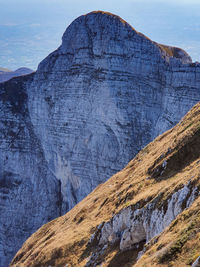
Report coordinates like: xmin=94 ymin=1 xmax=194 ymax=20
xmin=192 ymin=256 xmax=200 ymax=267
xmin=85 ymin=182 xmax=199 ymax=267
xmin=1 ymin=11 xmax=200 ymax=265
xmin=0 ymin=67 xmax=34 ymax=83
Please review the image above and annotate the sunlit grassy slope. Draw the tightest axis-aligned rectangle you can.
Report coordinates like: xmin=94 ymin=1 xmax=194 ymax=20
xmin=11 ymin=102 xmax=200 ymax=267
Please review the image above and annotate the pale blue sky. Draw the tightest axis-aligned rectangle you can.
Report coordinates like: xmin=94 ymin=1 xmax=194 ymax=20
xmin=0 ymin=0 xmax=200 ymax=70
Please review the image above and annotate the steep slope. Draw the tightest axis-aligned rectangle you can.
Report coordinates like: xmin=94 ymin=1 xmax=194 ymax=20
xmin=11 ymin=102 xmax=200 ymax=267
xmin=1 ymin=11 xmax=200 ymax=266
xmin=0 ymin=67 xmax=34 ymax=83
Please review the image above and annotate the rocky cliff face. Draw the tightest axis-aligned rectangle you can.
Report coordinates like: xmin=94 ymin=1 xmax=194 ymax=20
xmin=27 ymin=11 xmax=200 ymax=212
xmin=0 ymin=75 xmax=61 ymax=267
xmin=1 ymin=11 xmax=200 ymax=266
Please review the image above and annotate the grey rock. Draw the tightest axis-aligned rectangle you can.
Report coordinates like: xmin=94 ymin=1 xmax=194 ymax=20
xmin=192 ymin=256 xmax=200 ymax=267
xmin=1 ymin=11 xmax=200 ymax=265
xmin=120 ymin=223 xmax=146 ymax=250
xmin=0 ymin=75 xmax=61 ymax=266
xmin=89 ymin=183 xmax=198 ymax=260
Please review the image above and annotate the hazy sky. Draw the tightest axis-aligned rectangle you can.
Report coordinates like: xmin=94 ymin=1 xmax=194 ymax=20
xmin=0 ymin=0 xmax=200 ymax=70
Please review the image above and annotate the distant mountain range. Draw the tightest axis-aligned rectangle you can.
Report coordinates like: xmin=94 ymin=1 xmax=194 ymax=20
xmin=0 ymin=67 xmax=34 ymax=83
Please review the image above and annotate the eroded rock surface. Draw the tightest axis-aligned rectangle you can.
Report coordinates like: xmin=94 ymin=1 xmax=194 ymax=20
xmin=1 ymin=11 xmax=200 ymax=265
xmin=85 ymin=182 xmax=199 ymax=266
xmin=0 ymin=76 xmax=61 ymax=266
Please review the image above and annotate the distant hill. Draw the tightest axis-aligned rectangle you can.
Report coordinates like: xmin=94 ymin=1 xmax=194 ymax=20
xmin=0 ymin=67 xmax=34 ymax=83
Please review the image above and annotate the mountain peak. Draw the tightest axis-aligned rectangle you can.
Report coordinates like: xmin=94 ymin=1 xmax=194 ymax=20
xmin=60 ymin=10 xmax=138 ymax=56
xmin=84 ymin=10 xmax=135 ymax=28
xmin=59 ymin=10 xmax=192 ymax=64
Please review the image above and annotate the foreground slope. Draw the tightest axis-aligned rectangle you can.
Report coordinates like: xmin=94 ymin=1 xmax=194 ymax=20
xmin=1 ymin=11 xmax=200 ymax=265
xmin=11 ymin=102 xmax=200 ymax=266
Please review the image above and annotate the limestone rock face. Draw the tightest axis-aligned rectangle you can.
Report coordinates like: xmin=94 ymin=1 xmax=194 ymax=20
xmin=86 ymin=183 xmax=199 ymax=266
xmin=1 ymin=11 xmax=200 ymax=266
xmin=27 ymin=11 xmax=200 ymax=212
xmin=0 ymin=76 xmax=61 ymax=266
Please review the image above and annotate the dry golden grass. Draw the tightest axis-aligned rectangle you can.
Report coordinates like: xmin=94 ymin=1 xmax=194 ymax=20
xmin=11 ymin=102 xmax=200 ymax=267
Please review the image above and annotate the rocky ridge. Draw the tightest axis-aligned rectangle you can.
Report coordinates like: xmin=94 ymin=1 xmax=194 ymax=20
xmin=0 ymin=11 xmax=200 ymax=266
xmin=11 ymin=102 xmax=200 ymax=266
